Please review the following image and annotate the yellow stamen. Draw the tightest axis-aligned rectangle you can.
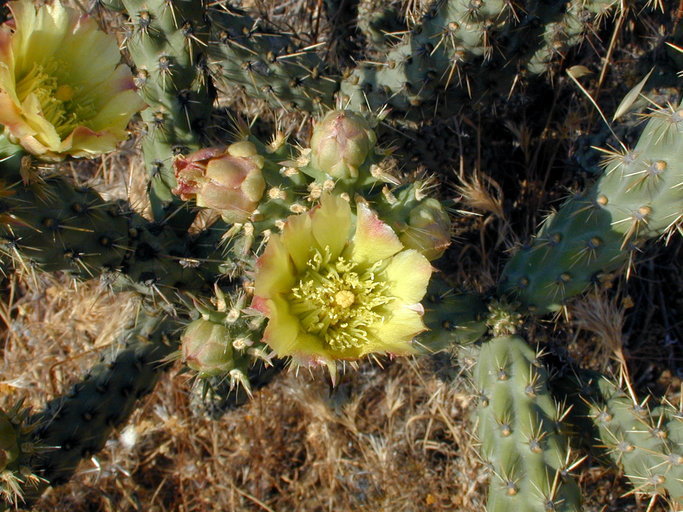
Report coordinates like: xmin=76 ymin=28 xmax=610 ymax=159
xmin=15 ymin=62 xmax=95 ymax=138
xmin=289 ymin=246 xmax=394 ymax=350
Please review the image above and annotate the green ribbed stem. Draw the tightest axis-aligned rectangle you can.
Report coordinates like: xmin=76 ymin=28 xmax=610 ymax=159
xmin=117 ymin=0 xmax=214 ymax=231
xmin=501 ymin=99 xmax=683 ymax=313
xmin=474 ymin=335 xmax=581 ymax=512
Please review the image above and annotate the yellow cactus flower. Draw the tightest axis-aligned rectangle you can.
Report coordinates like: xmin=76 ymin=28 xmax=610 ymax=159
xmin=0 ymin=0 xmax=146 ymax=159
xmin=252 ymin=194 xmax=433 ymax=375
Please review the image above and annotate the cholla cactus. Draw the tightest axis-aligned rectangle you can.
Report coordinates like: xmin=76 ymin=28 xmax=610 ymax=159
xmin=252 ymin=193 xmax=433 ymax=376
xmin=0 ymin=0 xmax=144 ymax=159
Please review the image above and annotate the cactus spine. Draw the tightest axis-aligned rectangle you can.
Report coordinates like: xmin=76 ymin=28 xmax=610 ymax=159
xmin=559 ymin=371 xmax=683 ymax=506
xmin=209 ymin=5 xmax=337 ymax=113
xmin=5 ymin=308 xmax=179 ymax=506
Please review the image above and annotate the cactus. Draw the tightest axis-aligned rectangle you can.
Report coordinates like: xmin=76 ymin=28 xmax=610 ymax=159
xmin=474 ymin=335 xmax=582 ymax=512
xmin=119 ymin=0 xmax=214 ymax=229
xmin=0 ymin=0 xmax=680 ymax=508
xmin=208 ymin=5 xmax=337 ymax=113
xmin=0 ymin=153 xmax=220 ymax=292
xmin=556 ymin=370 xmax=683 ymax=506
xmin=356 ymin=0 xmax=405 ymax=52
xmin=339 ymin=0 xmax=623 ymax=120
xmin=500 ymin=100 xmax=683 ymax=314
xmin=4 ymin=307 xmax=178 ymax=505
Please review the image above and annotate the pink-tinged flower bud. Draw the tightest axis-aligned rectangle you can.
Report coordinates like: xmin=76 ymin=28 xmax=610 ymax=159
xmin=173 ymin=141 xmax=266 ymax=223
xmin=310 ymin=110 xmax=377 ymax=181
xmin=181 ymin=319 xmax=235 ymax=378
xmin=398 ymin=198 xmax=451 ymax=261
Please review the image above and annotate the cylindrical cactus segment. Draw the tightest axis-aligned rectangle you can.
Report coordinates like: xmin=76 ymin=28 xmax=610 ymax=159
xmin=567 ymin=372 xmax=683 ymax=506
xmin=0 ymin=405 xmax=38 ymax=508
xmin=340 ymin=0 xmax=516 ymax=115
xmin=209 ymin=6 xmax=337 ymax=113
xmin=525 ymin=0 xmax=618 ymax=75
xmin=117 ymin=0 xmax=214 ymax=228
xmin=8 ymin=309 xmax=180 ymax=507
xmin=500 ymin=100 xmax=683 ymax=313
xmin=474 ymin=336 xmax=582 ymax=512
xmin=416 ymin=275 xmax=487 ymax=352
xmin=0 ymin=154 xmax=220 ymax=291
xmin=0 ymin=154 xmax=129 ymax=279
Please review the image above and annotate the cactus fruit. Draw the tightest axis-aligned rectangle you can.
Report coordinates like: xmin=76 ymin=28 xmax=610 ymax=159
xmin=500 ymin=100 xmax=683 ymax=313
xmin=474 ymin=335 xmax=582 ymax=512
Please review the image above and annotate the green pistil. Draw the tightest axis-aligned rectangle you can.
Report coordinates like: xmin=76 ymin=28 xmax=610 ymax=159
xmin=289 ymin=247 xmax=394 ymax=350
xmin=15 ymin=62 xmax=96 ymax=138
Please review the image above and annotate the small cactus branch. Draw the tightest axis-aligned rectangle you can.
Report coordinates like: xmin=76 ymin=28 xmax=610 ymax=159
xmin=0 ymin=155 xmax=221 ymax=292
xmin=117 ymin=0 xmax=214 ymax=229
xmin=500 ymin=100 xmax=683 ymax=314
xmin=558 ymin=370 xmax=683 ymax=506
xmin=3 ymin=307 xmax=180 ymax=507
xmin=474 ymin=335 xmax=582 ymax=512
xmin=208 ymin=4 xmax=338 ymax=113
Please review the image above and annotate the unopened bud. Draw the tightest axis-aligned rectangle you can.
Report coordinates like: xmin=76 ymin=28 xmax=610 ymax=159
xmin=398 ymin=198 xmax=451 ymax=260
xmin=173 ymin=142 xmax=266 ymax=223
xmin=310 ymin=110 xmax=376 ymax=181
xmin=181 ymin=319 xmax=235 ymax=377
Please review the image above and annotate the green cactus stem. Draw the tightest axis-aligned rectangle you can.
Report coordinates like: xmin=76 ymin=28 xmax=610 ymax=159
xmin=474 ymin=335 xmax=582 ymax=512
xmin=209 ymin=5 xmax=337 ymax=113
xmin=500 ymin=99 xmax=683 ymax=313
xmin=558 ymin=370 xmax=683 ymax=506
xmin=0 ymin=154 xmax=221 ymax=293
xmin=2 ymin=308 xmax=179 ymax=507
xmin=116 ymin=0 xmax=214 ymax=230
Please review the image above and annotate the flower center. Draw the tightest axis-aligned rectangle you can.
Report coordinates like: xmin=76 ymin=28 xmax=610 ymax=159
xmin=289 ymin=247 xmax=394 ymax=351
xmin=15 ymin=62 xmax=96 ymax=138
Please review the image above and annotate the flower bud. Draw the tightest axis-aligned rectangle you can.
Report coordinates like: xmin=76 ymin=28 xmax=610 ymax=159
xmin=181 ymin=319 xmax=235 ymax=378
xmin=310 ymin=110 xmax=377 ymax=181
xmin=173 ymin=142 xmax=266 ymax=223
xmin=398 ymin=198 xmax=451 ymax=261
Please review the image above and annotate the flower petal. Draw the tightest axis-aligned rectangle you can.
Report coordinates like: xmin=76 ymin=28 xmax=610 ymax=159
xmin=351 ymin=199 xmax=403 ymax=266
xmin=282 ymin=210 xmax=315 ymax=272
xmin=311 ymin=193 xmax=351 ymax=260
xmin=365 ymin=305 xmax=426 ymax=355
xmin=254 ymin=235 xmax=296 ymax=297
xmin=261 ymin=296 xmax=300 ymax=355
xmin=383 ymin=249 xmax=432 ymax=303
